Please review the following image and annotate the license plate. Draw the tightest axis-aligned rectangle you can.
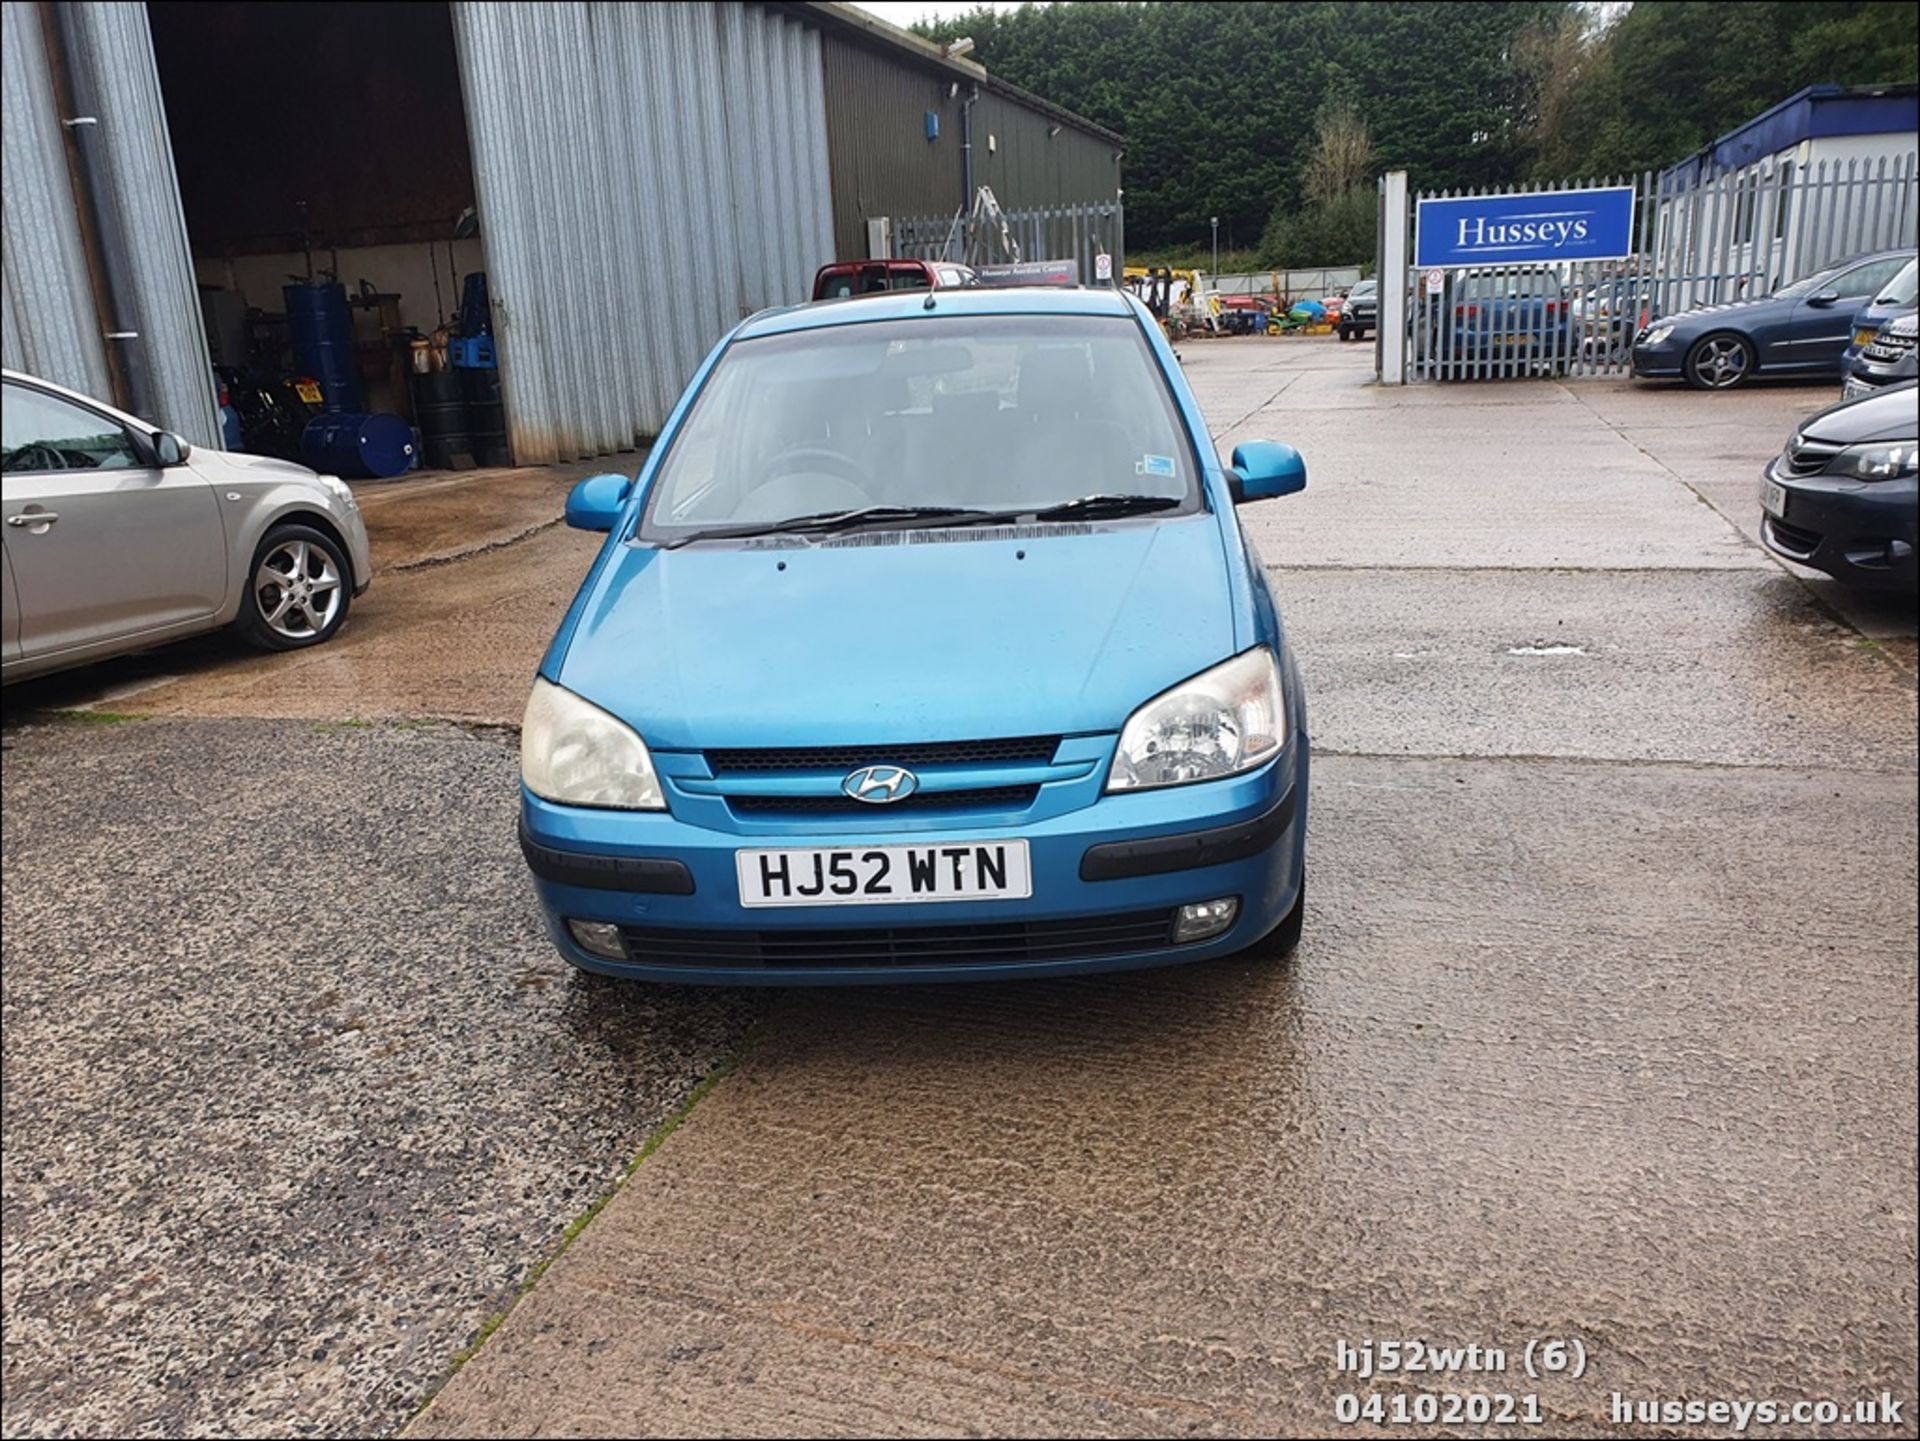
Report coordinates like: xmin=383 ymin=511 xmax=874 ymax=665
xmin=736 ymin=841 xmax=1031 ymax=908
xmin=1760 ymin=478 xmax=1787 ymax=518
xmin=295 ymin=380 xmax=323 ymax=405
xmin=1853 ymin=329 xmax=1877 ymax=348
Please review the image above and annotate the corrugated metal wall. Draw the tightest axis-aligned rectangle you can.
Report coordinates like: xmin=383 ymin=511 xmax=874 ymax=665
xmin=452 ymin=1 xmax=835 ymax=463
xmin=61 ymin=2 xmax=220 ymax=447
xmin=0 ymin=0 xmax=110 ymax=400
xmin=820 ymin=30 xmax=1123 ymax=264
xmin=1 ymin=1 xmax=218 ymax=446
xmin=974 ymin=89 xmax=1121 ymax=215
xmin=821 ymin=33 xmax=962 ymax=260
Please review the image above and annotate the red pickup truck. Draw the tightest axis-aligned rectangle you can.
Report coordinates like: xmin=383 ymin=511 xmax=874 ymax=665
xmin=811 ymin=259 xmax=978 ymax=300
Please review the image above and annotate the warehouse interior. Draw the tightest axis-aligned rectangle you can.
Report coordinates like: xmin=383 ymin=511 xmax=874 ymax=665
xmin=148 ymin=0 xmax=507 ymax=474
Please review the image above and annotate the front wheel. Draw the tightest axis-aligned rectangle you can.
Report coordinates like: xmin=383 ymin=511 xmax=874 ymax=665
xmin=1337 ymin=326 xmax=1353 ymax=342
xmin=237 ymin=523 xmax=353 ymax=651
xmin=1684 ymin=333 xmax=1755 ymax=390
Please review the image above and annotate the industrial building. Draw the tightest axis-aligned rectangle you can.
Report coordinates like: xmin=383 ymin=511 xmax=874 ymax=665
xmin=1652 ymin=82 xmax=1918 ymax=292
xmin=1 ymin=1 xmax=1124 ymax=468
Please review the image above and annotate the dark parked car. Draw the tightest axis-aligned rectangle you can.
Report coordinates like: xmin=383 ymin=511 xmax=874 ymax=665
xmin=1843 ymin=312 xmax=1919 ymax=401
xmin=1760 ymin=380 xmax=1917 ymax=592
xmin=1841 ymin=258 xmax=1917 ymax=399
xmin=1337 ymin=280 xmax=1376 ymax=341
xmin=1632 ymin=248 xmax=1913 ymax=390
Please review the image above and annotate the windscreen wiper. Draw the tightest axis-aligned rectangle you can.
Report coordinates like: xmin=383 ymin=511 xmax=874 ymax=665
xmin=658 ymin=505 xmax=1005 ymax=548
xmin=1025 ymin=494 xmax=1184 ymax=521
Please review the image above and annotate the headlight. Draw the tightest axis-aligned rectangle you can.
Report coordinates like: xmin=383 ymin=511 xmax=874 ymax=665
xmin=1107 ymin=647 xmax=1285 ymax=792
xmin=1641 ymin=324 xmax=1674 ymax=347
xmin=316 ymin=473 xmax=357 ymax=510
xmin=1830 ymin=441 xmax=1919 ymax=482
xmin=521 ymin=678 xmax=665 ymax=809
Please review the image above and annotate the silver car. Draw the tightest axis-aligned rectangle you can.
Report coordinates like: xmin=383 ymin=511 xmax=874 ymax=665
xmin=2 ymin=368 xmax=372 ymax=683
xmin=1842 ymin=311 xmax=1919 ymax=401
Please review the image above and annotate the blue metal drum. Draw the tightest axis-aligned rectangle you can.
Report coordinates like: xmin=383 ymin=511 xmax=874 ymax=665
xmin=282 ymin=281 xmax=362 ymax=413
xmin=299 ymin=412 xmax=416 ymax=480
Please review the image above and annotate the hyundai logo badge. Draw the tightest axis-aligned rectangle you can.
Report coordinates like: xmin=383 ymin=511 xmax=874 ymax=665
xmin=842 ymin=764 xmax=919 ymax=804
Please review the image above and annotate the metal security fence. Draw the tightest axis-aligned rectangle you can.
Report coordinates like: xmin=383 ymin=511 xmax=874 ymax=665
xmin=1214 ymin=267 xmax=1364 ymax=301
xmin=893 ymin=201 xmax=1124 ymax=282
xmin=1393 ymin=155 xmax=1918 ymax=382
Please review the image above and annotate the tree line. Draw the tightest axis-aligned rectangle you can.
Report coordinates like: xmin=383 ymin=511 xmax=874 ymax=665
xmin=916 ymin=1 xmax=1917 ymax=269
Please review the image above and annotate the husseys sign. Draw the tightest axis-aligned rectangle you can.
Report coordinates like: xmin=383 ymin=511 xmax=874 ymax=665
xmin=1416 ymin=186 xmax=1636 ymax=268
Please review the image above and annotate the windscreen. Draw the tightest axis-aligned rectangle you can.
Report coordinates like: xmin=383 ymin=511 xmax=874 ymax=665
xmin=640 ymin=314 xmax=1198 ymax=539
xmin=1460 ymin=270 xmax=1562 ymax=300
xmin=1773 ymin=264 xmax=1845 ymax=299
xmin=1875 ymin=258 xmax=1917 ymax=307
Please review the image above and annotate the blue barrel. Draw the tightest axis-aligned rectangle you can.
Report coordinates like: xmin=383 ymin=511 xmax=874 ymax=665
xmin=300 ymin=412 xmax=416 ymax=480
xmin=282 ymin=281 xmax=362 ymax=413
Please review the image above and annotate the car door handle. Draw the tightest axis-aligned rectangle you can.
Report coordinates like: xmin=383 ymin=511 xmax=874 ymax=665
xmin=7 ymin=511 xmax=58 ymax=527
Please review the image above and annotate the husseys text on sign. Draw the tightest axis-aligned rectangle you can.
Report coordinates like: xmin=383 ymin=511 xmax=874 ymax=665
xmin=1416 ymin=187 xmax=1637 ymax=268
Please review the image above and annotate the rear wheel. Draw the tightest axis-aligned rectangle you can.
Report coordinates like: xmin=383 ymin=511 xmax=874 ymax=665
xmin=1684 ymin=332 xmax=1755 ymax=390
xmin=1337 ymin=325 xmax=1353 ymax=342
xmin=237 ymin=523 xmax=352 ymax=651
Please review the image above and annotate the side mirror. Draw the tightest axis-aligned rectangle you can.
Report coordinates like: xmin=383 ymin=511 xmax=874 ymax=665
xmin=1227 ymin=441 xmax=1306 ymax=504
xmin=154 ymin=432 xmax=190 ymax=466
xmin=1806 ymin=290 xmax=1841 ymax=308
xmin=565 ymin=472 xmax=634 ymax=532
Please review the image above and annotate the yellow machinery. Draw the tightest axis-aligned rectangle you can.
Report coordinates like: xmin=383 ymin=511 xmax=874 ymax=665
xmin=1121 ymin=266 xmax=1219 ymax=337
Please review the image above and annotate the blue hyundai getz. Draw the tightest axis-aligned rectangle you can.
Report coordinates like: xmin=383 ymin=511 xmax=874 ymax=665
xmin=519 ymin=286 xmax=1309 ymax=984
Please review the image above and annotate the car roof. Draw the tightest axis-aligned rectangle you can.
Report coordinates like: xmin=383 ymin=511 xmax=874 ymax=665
xmin=817 ymin=258 xmax=932 ymax=271
xmin=740 ymin=285 xmax=1139 ymax=341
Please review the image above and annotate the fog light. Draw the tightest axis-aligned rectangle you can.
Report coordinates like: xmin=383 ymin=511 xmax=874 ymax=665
xmin=1172 ymin=897 xmax=1239 ymax=944
xmin=567 ymin=919 xmax=626 ymax=960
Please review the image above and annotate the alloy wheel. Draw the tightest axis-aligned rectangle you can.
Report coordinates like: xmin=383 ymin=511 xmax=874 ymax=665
xmin=253 ymin=538 xmax=342 ymax=641
xmin=1690 ymin=336 xmax=1752 ymax=389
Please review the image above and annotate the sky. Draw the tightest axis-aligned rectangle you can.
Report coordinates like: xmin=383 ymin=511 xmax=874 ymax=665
xmin=850 ymin=1 xmax=1030 ymax=32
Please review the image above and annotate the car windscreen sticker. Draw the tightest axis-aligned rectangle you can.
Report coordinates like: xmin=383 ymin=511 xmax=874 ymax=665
xmin=1138 ymin=454 xmax=1177 ymax=478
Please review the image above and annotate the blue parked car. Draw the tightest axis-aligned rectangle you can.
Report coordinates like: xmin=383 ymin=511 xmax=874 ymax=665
xmin=518 ymin=287 xmax=1310 ymax=984
xmin=1419 ymin=267 xmax=1570 ymax=367
xmin=1632 ymin=248 xmax=1913 ymax=390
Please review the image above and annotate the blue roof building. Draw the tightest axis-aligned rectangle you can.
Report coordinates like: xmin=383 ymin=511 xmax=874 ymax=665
xmin=1659 ymin=83 xmax=1919 ymax=194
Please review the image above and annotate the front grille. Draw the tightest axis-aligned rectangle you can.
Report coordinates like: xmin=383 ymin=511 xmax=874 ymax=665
xmin=617 ymin=908 xmax=1177 ymax=968
xmin=729 ymin=784 xmax=1038 ymax=817
xmin=1863 ymin=333 xmax=1917 ymax=362
xmin=1782 ymin=435 xmax=1842 ymax=477
xmin=706 ymin=736 xmax=1059 ymax=775
xmin=1767 ymin=515 xmax=1823 ymax=556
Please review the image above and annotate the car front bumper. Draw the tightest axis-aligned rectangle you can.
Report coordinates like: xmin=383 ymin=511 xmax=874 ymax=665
xmin=520 ymin=741 xmax=1309 ymax=984
xmin=1630 ymin=338 xmax=1684 ymax=377
xmin=1760 ymin=458 xmax=1918 ymax=592
xmin=1841 ymin=356 xmax=1918 ymax=401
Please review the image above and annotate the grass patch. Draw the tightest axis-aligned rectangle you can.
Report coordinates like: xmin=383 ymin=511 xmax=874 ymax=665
xmin=25 ymin=708 xmax=144 ymax=726
xmin=412 ymin=1022 xmax=766 ymax=1413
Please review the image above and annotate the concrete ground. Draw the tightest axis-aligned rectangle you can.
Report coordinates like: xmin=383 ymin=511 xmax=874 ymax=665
xmin=3 ymin=337 xmax=1914 ymax=1437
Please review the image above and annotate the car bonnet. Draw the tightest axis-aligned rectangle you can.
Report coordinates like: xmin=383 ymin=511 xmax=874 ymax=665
xmin=554 ymin=516 xmax=1236 ymax=751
